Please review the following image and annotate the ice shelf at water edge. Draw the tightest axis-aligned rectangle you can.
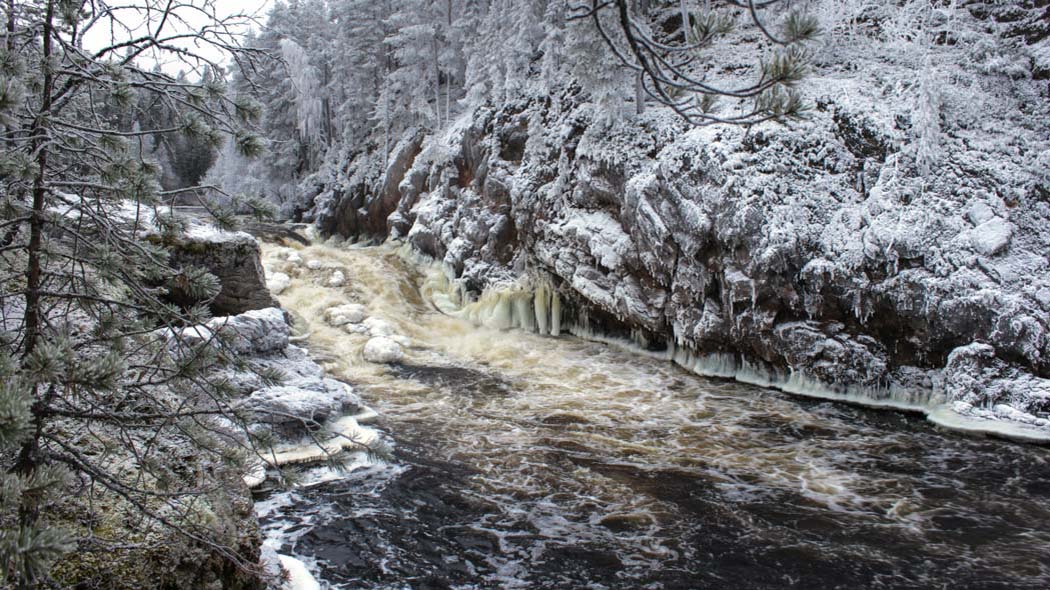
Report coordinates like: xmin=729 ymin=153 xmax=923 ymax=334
xmin=403 ymin=245 xmax=1050 ymax=445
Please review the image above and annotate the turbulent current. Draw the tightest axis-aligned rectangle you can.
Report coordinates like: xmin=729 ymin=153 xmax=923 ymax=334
xmin=256 ymin=240 xmax=1050 ymax=590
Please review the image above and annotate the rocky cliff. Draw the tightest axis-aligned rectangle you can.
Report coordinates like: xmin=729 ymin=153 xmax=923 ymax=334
xmin=306 ymin=3 xmax=1050 ymax=438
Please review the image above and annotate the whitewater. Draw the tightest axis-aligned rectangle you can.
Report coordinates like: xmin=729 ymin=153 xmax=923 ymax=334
xmin=256 ymin=238 xmax=1050 ymax=589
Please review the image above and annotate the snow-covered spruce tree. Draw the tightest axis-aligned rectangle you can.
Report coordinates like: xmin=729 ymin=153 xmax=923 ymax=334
xmin=0 ymin=1 xmax=270 ymax=586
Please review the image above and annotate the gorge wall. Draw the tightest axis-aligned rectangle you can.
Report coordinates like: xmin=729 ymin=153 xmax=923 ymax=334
xmin=304 ymin=3 xmax=1050 ymax=437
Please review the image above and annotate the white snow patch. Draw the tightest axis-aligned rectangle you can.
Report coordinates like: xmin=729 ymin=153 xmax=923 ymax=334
xmin=363 ymin=336 xmax=403 ymax=363
xmin=183 ymin=223 xmax=254 ymax=244
xmin=324 ymin=303 xmax=368 ymax=326
xmin=268 ymin=272 xmax=291 ymax=295
xmin=277 ymin=554 xmax=321 ymax=590
xmin=967 ymin=202 xmax=996 ymax=226
xmin=969 ymin=218 xmax=1013 ymax=256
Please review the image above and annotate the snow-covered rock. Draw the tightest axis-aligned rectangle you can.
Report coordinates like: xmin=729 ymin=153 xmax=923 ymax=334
xmin=209 ymin=307 xmax=290 ymax=355
xmin=241 ymin=378 xmax=361 ymax=428
xmin=944 ymin=343 xmax=1050 ymax=424
xmin=324 ymin=303 xmax=367 ymax=326
xmin=306 ymin=259 xmax=323 ymax=270
xmin=165 ymin=221 xmax=278 ymax=315
xmin=969 ymin=218 xmax=1013 ymax=257
xmin=268 ymin=271 xmax=291 ymax=295
xmin=363 ymin=336 xmax=403 ymax=363
xmin=363 ymin=317 xmax=395 ymax=336
xmin=167 ymin=307 xmax=290 ymax=356
xmin=326 ymin=270 xmax=346 ymax=287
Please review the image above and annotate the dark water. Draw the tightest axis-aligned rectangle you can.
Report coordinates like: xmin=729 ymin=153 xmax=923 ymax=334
xmin=256 ymin=372 xmax=1050 ymax=590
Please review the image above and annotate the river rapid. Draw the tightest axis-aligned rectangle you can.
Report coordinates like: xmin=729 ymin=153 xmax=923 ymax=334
xmin=255 ymin=239 xmax=1050 ymax=590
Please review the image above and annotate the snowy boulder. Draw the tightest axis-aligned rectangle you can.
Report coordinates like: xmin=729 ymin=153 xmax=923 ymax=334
xmin=242 ymin=379 xmax=360 ymax=428
xmin=286 ymin=251 xmax=303 ymax=266
xmin=344 ymin=323 xmax=371 ymax=335
xmin=267 ymin=272 xmax=291 ymax=295
xmin=306 ymin=259 xmax=323 ymax=270
xmin=969 ymin=218 xmax=1013 ymax=257
xmin=363 ymin=336 xmax=403 ymax=363
xmin=167 ymin=307 xmax=289 ymax=356
xmin=967 ymin=202 xmax=996 ymax=226
xmin=324 ymin=303 xmax=367 ymax=326
xmin=209 ymin=307 xmax=290 ymax=355
xmin=363 ymin=317 xmax=395 ymax=336
xmin=216 ymin=345 xmax=323 ymax=396
xmin=327 ymin=270 xmax=346 ymax=287
xmin=944 ymin=343 xmax=1050 ymax=421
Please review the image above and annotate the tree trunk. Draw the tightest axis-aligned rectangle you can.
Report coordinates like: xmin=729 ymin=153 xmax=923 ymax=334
xmin=680 ymin=0 xmax=690 ymax=40
xmin=433 ymin=37 xmax=441 ymax=129
xmin=635 ymin=71 xmax=645 ymax=115
xmin=5 ymin=0 xmax=14 ymax=52
xmin=24 ymin=0 xmax=54 ymax=361
xmin=15 ymin=4 xmax=55 ymax=585
xmin=634 ymin=0 xmax=651 ymax=116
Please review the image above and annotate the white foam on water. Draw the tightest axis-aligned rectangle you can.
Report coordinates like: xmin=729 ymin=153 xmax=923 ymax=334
xmin=277 ymin=554 xmax=321 ymax=590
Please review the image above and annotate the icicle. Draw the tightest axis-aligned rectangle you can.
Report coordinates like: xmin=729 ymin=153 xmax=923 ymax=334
xmin=551 ymin=293 xmax=562 ymax=336
xmin=534 ymin=284 xmax=550 ymax=335
xmin=514 ymin=296 xmax=535 ymax=332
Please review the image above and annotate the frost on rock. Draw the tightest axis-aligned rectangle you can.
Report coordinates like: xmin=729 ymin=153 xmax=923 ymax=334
xmin=326 ymin=270 xmax=346 ymax=287
xmin=944 ymin=343 xmax=1050 ymax=426
xmin=968 ymin=218 xmax=1013 ymax=257
xmin=304 ymin=2 xmax=1050 ymax=435
xmin=324 ymin=303 xmax=368 ymax=326
xmin=208 ymin=307 xmax=290 ymax=355
xmin=268 ymin=272 xmax=291 ymax=295
xmin=163 ymin=307 xmax=290 ymax=356
xmin=242 ymin=379 xmax=361 ymax=429
xmin=196 ymin=308 xmax=381 ymax=485
xmin=363 ymin=336 xmax=403 ymax=363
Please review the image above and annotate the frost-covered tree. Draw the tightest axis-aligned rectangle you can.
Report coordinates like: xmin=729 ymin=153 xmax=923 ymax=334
xmin=574 ymin=0 xmax=820 ymax=124
xmin=0 ymin=0 xmax=268 ymax=586
xmin=226 ymin=0 xmax=827 ymax=218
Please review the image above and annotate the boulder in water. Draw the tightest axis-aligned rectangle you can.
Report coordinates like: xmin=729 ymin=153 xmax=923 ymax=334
xmin=242 ymin=378 xmax=361 ymax=429
xmin=363 ymin=336 xmax=403 ymax=363
xmin=268 ymin=271 xmax=291 ymax=295
xmin=363 ymin=317 xmax=395 ymax=336
xmin=324 ymin=303 xmax=367 ymax=326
